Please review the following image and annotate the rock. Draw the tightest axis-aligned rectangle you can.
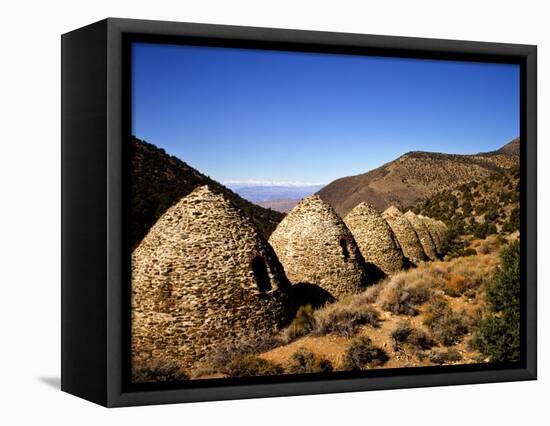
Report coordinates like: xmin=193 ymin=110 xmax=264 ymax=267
xmin=344 ymin=202 xmax=407 ymax=275
xmin=383 ymin=206 xmax=427 ymax=265
xmin=434 ymin=219 xmax=448 ymax=246
xmin=269 ymin=195 xmax=369 ymax=298
xmin=132 ymin=185 xmax=291 ymax=374
xmin=404 ymin=211 xmax=438 ymax=260
xmin=419 ymin=215 xmax=443 ymax=254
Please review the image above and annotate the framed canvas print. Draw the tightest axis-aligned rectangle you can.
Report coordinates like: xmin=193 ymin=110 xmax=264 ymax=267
xmin=61 ymin=18 xmax=537 ymax=407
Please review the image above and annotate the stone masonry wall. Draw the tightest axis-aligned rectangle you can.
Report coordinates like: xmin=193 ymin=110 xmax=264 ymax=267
xmin=435 ymin=220 xmax=448 ymax=242
xmin=383 ymin=206 xmax=427 ymax=265
xmin=404 ymin=211 xmax=438 ymax=260
xmin=344 ymin=202 xmax=407 ymax=275
xmin=420 ymin=215 xmax=443 ymax=254
xmin=131 ymin=186 xmax=291 ymax=375
xmin=269 ymin=195 xmax=368 ymax=299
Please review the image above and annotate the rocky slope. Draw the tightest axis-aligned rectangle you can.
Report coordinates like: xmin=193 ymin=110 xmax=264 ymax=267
xmin=317 ymin=138 xmax=519 ymax=216
xmin=481 ymin=137 xmax=520 ymax=157
xmin=412 ymin=164 xmax=520 ymax=234
xmin=191 ymin=234 xmax=514 ymax=379
xmin=130 ymin=137 xmax=284 ymax=248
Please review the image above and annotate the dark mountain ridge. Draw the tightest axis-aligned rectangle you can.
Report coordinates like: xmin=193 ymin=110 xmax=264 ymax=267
xmin=130 ymin=137 xmax=284 ymax=248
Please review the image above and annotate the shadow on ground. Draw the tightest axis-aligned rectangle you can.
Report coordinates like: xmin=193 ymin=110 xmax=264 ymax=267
xmin=38 ymin=377 xmax=61 ymax=390
xmin=285 ymin=282 xmax=336 ymax=320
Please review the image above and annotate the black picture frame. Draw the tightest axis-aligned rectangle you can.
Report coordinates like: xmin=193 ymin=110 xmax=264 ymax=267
xmin=61 ymin=17 xmax=537 ymax=407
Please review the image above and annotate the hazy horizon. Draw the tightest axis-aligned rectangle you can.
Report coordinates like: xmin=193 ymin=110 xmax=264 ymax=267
xmin=132 ymin=43 xmax=519 ymax=184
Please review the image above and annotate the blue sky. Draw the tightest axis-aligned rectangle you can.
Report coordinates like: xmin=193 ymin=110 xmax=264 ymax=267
xmin=132 ymin=43 xmax=519 ymax=184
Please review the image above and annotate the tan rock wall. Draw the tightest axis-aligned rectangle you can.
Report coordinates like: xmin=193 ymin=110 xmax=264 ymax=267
xmin=131 ymin=186 xmax=290 ymax=375
xmin=269 ymin=195 xmax=368 ymax=299
xmin=383 ymin=206 xmax=427 ymax=265
xmin=420 ymin=215 xmax=443 ymax=254
xmin=404 ymin=211 xmax=438 ymax=260
xmin=435 ymin=220 xmax=448 ymax=242
xmin=344 ymin=202 xmax=407 ymax=275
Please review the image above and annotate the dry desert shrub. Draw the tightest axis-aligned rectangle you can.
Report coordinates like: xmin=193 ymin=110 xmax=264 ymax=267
xmin=313 ymin=299 xmax=381 ymax=337
xmin=386 ymin=252 xmax=499 ymax=299
xmin=425 ymin=347 xmax=463 ymax=364
xmin=284 ymin=294 xmax=381 ymax=340
xmin=225 ymin=355 xmax=284 ymax=377
xmin=342 ymin=336 xmax=389 ymax=370
xmin=478 ymin=239 xmax=496 ymax=254
xmin=443 ymin=273 xmax=468 ymax=297
xmin=132 ymin=359 xmax=189 ymax=383
xmin=362 ymin=283 xmax=384 ymax=303
xmin=435 ymin=255 xmax=496 ymax=297
xmin=390 ymin=321 xmax=413 ymax=348
xmin=460 ymin=304 xmax=484 ymax=330
xmin=369 ymin=253 xmax=498 ymax=314
xmin=208 ymin=331 xmax=282 ymax=372
xmin=285 ymin=304 xmax=317 ymax=342
xmin=286 ymin=347 xmax=333 ymax=375
xmin=376 ymin=271 xmax=434 ymax=315
xmin=423 ymin=296 xmax=468 ymax=346
xmin=390 ymin=321 xmax=435 ymax=351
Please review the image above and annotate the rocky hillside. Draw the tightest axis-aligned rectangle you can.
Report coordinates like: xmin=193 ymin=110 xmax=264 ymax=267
xmin=317 ymin=139 xmax=519 ymax=216
xmin=130 ymin=137 xmax=284 ymax=248
xmin=481 ymin=137 xmax=520 ymax=157
xmin=412 ymin=165 xmax=520 ymax=236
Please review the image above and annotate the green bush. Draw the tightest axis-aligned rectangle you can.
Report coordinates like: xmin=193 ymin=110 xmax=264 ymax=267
xmin=445 ymin=245 xmax=476 ymax=260
xmin=225 ymin=355 xmax=284 ymax=377
xmin=461 ymin=248 xmax=477 ymax=257
xmin=502 ymin=207 xmax=520 ymax=233
xmin=496 ymin=235 xmax=508 ymax=245
xmin=471 ymin=221 xmax=497 ymax=239
xmin=484 ymin=202 xmax=501 ymax=221
xmin=441 ymin=223 xmax=467 ymax=258
xmin=462 ymin=200 xmax=473 ymax=216
xmin=498 ymin=190 xmax=513 ymax=204
xmin=286 ymin=305 xmax=316 ymax=341
xmin=473 ymin=241 xmax=521 ymax=362
xmin=342 ymin=336 xmax=389 ymax=370
xmin=286 ymin=347 xmax=333 ymax=374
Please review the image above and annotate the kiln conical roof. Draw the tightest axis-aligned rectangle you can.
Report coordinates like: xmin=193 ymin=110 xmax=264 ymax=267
xmin=269 ymin=195 xmax=368 ymax=298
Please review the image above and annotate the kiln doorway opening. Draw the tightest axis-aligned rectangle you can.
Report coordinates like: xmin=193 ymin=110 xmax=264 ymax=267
xmin=251 ymin=256 xmax=272 ymax=292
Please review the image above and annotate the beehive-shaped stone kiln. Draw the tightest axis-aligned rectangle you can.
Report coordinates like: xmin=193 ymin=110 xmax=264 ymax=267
xmin=404 ymin=211 xmax=438 ymax=260
xmin=344 ymin=202 xmax=407 ymax=275
xmin=132 ymin=185 xmax=290 ymax=374
xmin=435 ymin=220 xmax=448 ymax=242
xmin=269 ymin=195 xmax=368 ymax=298
xmin=420 ymin=215 xmax=443 ymax=254
xmin=382 ymin=206 xmax=427 ymax=265
xmin=434 ymin=219 xmax=448 ymax=252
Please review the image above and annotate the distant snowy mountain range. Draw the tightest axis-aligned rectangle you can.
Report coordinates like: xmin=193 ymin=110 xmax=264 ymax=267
xmin=224 ymin=180 xmax=324 ymax=206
